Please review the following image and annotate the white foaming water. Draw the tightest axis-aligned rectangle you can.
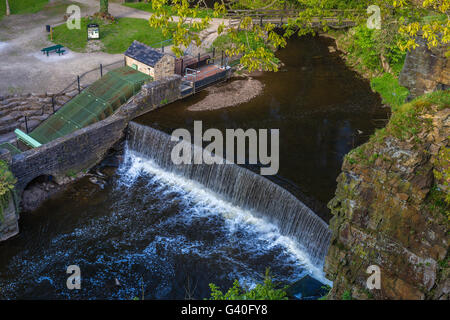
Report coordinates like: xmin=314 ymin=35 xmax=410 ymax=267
xmin=119 ymin=149 xmax=332 ymax=286
xmin=127 ymin=123 xmax=332 ymax=265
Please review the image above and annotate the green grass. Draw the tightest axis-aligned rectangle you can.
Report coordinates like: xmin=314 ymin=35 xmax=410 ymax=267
xmin=51 ymin=17 xmax=173 ymax=54
xmin=0 ymin=0 xmax=49 ymax=19
xmin=123 ymin=2 xmax=217 ymax=18
xmin=346 ymin=89 xmax=450 ymax=166
xmin=370 ymin=73 xmax=410 ymax=108
xmin=359 ymin=90 xmax=448 ymax=147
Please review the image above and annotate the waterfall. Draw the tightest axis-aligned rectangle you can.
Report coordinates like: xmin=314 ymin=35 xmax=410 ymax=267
xmin=125 ymin=121 xmax=332 ymax=266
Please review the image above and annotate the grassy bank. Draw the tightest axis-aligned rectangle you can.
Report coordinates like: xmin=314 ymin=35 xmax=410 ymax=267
xmin=329 ymin=25 xmax=410 ymax=107
xmin=51 ymin=17 xmax=173 ymax=54
xmin=345 ymin=89 xmax=450 ymax=219
xmin=0 ymin=0 xmax=49 ymax=19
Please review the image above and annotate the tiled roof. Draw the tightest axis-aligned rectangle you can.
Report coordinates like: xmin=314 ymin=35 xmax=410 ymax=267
xmin=124 ymin=40 xmax=164 ymax=67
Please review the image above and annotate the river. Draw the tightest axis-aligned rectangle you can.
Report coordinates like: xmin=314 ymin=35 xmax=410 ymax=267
xmin=0 ymin=35 xmax=388 ymax=299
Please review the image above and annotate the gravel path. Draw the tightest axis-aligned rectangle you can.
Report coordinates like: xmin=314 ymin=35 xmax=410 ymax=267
xmin=0 ymin=0 xmax=227 ymax=96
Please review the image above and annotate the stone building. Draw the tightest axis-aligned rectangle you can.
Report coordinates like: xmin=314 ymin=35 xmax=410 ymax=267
xmin=124 ymin=41 xmax=175 ymax=81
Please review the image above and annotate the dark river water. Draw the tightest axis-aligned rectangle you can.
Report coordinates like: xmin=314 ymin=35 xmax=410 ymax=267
xmin=136 ymin=35 xmax=387 ymax=217
xmin=0 ymin=36 xmax=388 ymax=299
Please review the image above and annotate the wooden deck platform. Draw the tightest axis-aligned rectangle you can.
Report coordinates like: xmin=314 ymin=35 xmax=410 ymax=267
xmin=181 ymin=64 xmax=231 ymax=96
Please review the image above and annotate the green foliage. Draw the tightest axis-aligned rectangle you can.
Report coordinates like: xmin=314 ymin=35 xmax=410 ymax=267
xmin=0 ymin=0 xmax=49 ymax=18
xmin=348 ymin=25 xmax=407 ymax=75
xmin=396 ymin=0 xmax=449 ymax=54
xmin=432 ymin=146 xmax=450 ymax=219
xmin=318 ymin=284 xmax=331 ymax=300
xmin=213 ymin=31 xmax=266 ymax=52
xmin=438 ymin=257 xmax=449 ymax=268
xmin=144 ymin=0 xmax=447 ymax=70
xmin=51 ymin=17 xmax=173 ymax=54
xmin=411 ymin=89 xmax=450 ymax=110
xmin=66 ymin=170 xmax=77 ymax=178
xmin=100 ymin=0 xmax=109 ymax=14
xmin=341 ymin=290 xmax=352 ymax=300
xmin=370 ymin=73 xmax=410 ymax=107
xmin=149 ymin=0 xmax=286 ymax=70
xmin=346 ymin=144 xmax=368 ymax=165
xmin=345 ymin=90 xmax=449 ymax=166
xmin=208 ymin=269 xmax=288 ymax=300
xmin=0 ymin=160 xmax=17 ymax=222
xmin=426 ymin=185 xmax=449 ymax=220
xmin=123 ymin=1 xmax=217 ymax=18
xmin=351 ymin=26 xmax=383 ymax=72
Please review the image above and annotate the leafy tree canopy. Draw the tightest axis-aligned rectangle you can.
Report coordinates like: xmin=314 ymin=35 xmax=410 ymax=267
xmin=148 ymin=0 xmax=449 ymax=70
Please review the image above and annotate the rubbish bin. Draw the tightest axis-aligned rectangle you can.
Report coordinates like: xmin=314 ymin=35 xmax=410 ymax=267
xmin=46 ymin=25 xmax=51 ymax=32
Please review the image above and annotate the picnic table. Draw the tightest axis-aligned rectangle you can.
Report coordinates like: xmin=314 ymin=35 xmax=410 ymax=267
xmin=41 ymin=44 xmax=65 ymax=57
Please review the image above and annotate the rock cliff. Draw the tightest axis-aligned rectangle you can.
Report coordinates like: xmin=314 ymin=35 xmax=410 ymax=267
xmin=399 ymin=38 xmax=450 ymax=99
xmin=324 ymin=92 xmax=449 ymax=299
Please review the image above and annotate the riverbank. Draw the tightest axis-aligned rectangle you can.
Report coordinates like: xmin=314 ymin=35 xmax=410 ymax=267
xmin=322 ymin=26 xmax=449 ymax=299
xmin=323 ymin=29 xmax=410 ymax=108
xmin=187 ymin=77 xmax=264 ymax=111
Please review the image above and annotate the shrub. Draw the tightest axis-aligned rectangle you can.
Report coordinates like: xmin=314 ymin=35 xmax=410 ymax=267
xmin=208 ymin=269 xmax=288 ymax=300
xmin=0 ymin=160 xmax=17 ymax=222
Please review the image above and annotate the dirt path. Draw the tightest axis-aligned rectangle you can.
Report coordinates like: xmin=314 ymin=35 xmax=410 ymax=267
xmin=0 ymin=0 xmax=227 ymax=95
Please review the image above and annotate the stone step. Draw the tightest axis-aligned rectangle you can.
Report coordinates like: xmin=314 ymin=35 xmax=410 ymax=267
xmin=0 ymin=132 xmax=17 ymax=145
xmin=0 ymin=101 xmax=19 ymax=109
xmin=0 ymin=114 xmax=19 ymax=125
xmin=0 ymin=123 xmax=17 ymax=135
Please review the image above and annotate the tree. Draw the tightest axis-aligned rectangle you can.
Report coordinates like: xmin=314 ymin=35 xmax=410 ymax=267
xmin=100 ymin=0 xmax=109 ymax=14
xmin=5 ymin=0 xmax=10 ymax=16
xmin=395 ymin=0 xmax=450 ymax=55
xmin=149 ymin=0 xmax=286 ymax=71
xmin=149 ymin=0 xmax=449 ymax=71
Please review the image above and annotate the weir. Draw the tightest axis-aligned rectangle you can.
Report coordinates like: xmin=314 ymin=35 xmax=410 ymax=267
xmin=127 ymin=121 xmax=332 ymax=266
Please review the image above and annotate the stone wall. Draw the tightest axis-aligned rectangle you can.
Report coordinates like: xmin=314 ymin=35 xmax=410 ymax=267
xmin=0 ymin=91 xmax=78 ymax=144
xmin=399 ymin=37 xmax=450 ymax=99
xmin=154 ymin=55 xmax=176 ymax=81
xmin=10 ymin=115 xmax=128 ymax=192
xmin=0 ymin=75 xmax=181 ymax=241
xmin=125 ymin=55 xmax=176 ymax=81
xmin=125 ymin=56 xmax=154 ymax=78
xmin=10 ymin=74 xmax=182 ymax=194
xmin=119 ymin=75 xmax=181 ymax=119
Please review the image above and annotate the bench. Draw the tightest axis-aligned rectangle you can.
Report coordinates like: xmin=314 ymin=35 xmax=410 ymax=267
xmin=41 ymin=44 xmax=64 ymax=57
xmin=57 ymin=49 xmax=66 ymax=56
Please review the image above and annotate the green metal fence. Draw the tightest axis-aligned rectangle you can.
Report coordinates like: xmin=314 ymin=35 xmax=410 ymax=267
xmin=28 ymin=67 xmax=150 ymax=145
